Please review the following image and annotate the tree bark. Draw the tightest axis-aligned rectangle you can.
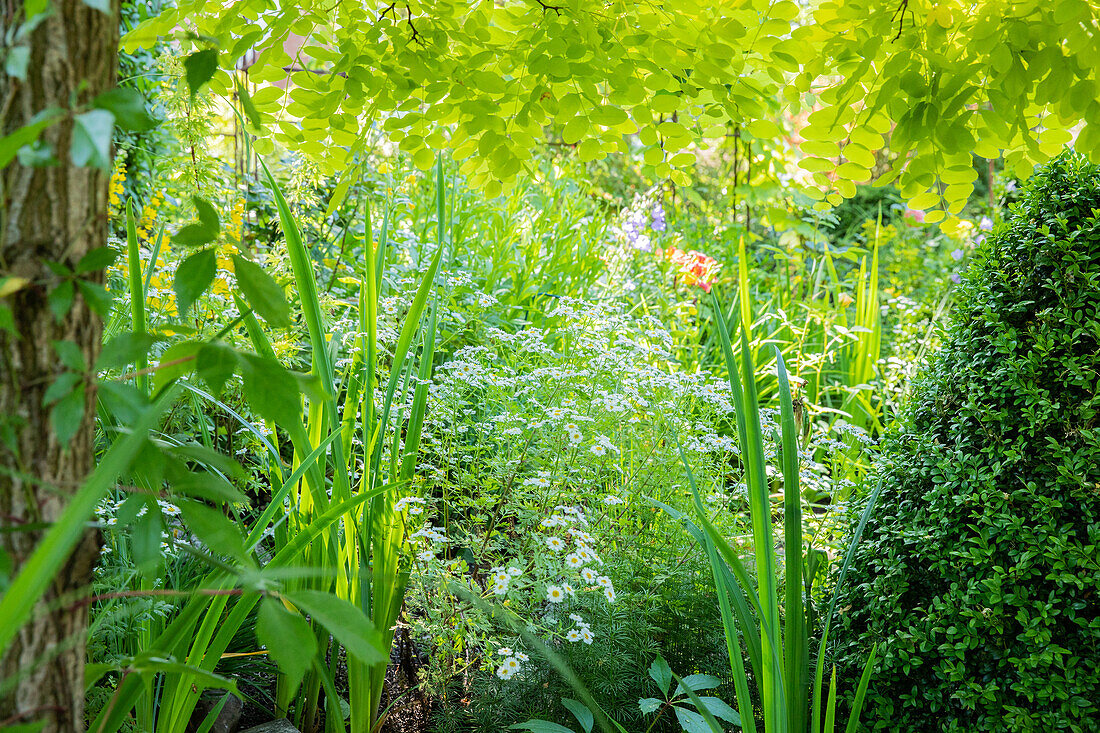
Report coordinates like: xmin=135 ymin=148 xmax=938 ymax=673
xmin=0 ymin=1 xmax=118 ymax=730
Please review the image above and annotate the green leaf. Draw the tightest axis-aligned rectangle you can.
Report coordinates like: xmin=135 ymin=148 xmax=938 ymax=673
xmin=638 ymin=698 xmax=663 ymax=715
xmin=92 ymin=88 xmax=156 ymax=132
xmin=48 ymin=280 xmax=74 ymax=321
xmin=172 ymin=197 xmax=220 ymax=247
xmin=50 ymin=383 xmax=85 ymax=446
xmin=5 ymin=46 xmax=30 ymax=80
xmin=76 ymin=280 xmax=113 ymax=317
xmin=174 ymin=248 xmax=217 ymax=317
xmin=239 ymin=354 xmax=301 ymax=426
xmin=196 ymin=341 xmax=237 ymax=395
xmin=649 ymin=656 xmax=672 ymax=696
xmin=70 ymin=109 xmax=114 ymax=169
xmin=284 ymin=589 xmax=385 ymax=664
xmin=562 ymin=698 xmax=594 ymax=733
xmin=75 ymin=246 xmax=119 ymax=274
xmin=131 ymin=500 xmax=163 ymax=577
xmin=673 ymin=674 xmax=721 ymax=698
xmin=257 ymin=597 xmax=317 ymax=691
xmin=52 ymin=339 xmax=87 ymax=372
xmin=42 ymin=372 xmax=81 ymax=406
xmin=178 ymin=499 xmax=251 ymax=565
xmin=692 ymin=697 xmax=740 ymax=726
xmin=510 ymin=722 xmax=577 ymax=733
xmin=96 ymin=331 xmax=158 ymax=371
xmin=184 ymin=49 xmax=219 ymax=97
xmin=232 ymin=255 xmax=291 ymax=328
xmin=0 ymin=108 xmax=61 ymax=168
xmin=151 ymin=340 xmax=201 ymax=393
xmin=81 ymin=0 xmax=111 ymax=13
xmin=236 ymin=79 xmax=262 ymax=129
xmin=672 ymin=705 xmax=715 ymax=733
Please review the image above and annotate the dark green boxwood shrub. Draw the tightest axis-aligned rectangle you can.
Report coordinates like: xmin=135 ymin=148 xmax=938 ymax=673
xmin=833 ymin=150 xmax=1100 ymax=732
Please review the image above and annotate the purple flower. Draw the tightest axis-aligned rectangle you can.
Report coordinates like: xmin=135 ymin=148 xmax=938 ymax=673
xmin=979 ymin=216 xmax=993 ymax=231
xmin=950 ymin=272 xmax=962 ymax=284
xmin=1005 ymin=180 xmax=1017 ymax=192
xmin=650 ymin=202 xmax=666 ymax=232
xmin=975 ymin=233 xmax=986 ymax=245
xmin=951 ymin=249 xmax=964 ymax=261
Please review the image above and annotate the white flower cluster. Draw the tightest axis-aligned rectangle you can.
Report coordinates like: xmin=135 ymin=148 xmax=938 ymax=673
xmin=495 ymin=648 xmax=530 ymax=680
xmin=488 ymin=565 xmax=523 ymax=596
xmin=565 ymin=613 xmax=595 ymax=644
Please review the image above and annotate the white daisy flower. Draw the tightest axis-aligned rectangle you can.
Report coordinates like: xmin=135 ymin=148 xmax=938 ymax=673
xmin=590 ymin=444 xmax=607 ymax=456
xmin=581 ymin=629 xmax=594 ymax=644
xmin=597 ymin=576 xmax=613 ymax=588
xmin=498 ymin=648 xmax=513 ymax=656
xmin=507 ymin=567 xmax=523 ymax=577
xmin=603 ymin=587 xmax=616 ymax=603
xmin=546 ymin=585 xmax=566 ymax=603
xmin=496 ymin=665 xmax=515 ymax=680
xmin=565 ymin=553 xmax=584 ymax=569
xmin=566 ymin=630 xmax=582 ymax=642
xmin=581 ymin=567 xmax=597 ymax=583
xmin=568 ymin=430 xmax=583 ymax=444
xmin=546 ymin=536 xmax=565 ymax=552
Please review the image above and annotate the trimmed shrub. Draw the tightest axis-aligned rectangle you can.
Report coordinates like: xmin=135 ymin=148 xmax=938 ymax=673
xmin=833 ymin=150 xmax=1100 ymax=732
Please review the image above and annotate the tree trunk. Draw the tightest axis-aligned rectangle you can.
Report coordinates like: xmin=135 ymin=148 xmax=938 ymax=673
xmin=0 ymin=1 xmax=118 ymax=730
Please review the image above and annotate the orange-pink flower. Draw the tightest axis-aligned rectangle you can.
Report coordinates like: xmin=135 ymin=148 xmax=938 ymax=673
xmin=666 ymin=247 xmax=720 ymax=292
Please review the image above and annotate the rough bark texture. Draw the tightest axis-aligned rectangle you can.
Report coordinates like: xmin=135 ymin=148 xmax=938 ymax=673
xmin=0 ymin=1 xmax=118 ymax=729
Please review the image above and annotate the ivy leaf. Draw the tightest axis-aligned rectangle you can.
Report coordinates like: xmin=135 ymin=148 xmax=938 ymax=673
xmin=92 ymin=88 xmax=157 ymax=132
xmin=232 ymin=255 xmax=291 ymax=328
xmin=174 ymin=248 xmax=217 ymax=317
xmin=257 ymin=598 xmax=317 ymax=692
xmin=284 ymin=590 xmax=385 ymax=664
xmin=70 ymin=109 xmax=114 ymax=169
xmin=196 ymin=340 xmax=237 ymax=395
xmin=184 ymin=49 xmax=219 ymax=98
xmin=50 ymin=383 xmax=85 ymax=446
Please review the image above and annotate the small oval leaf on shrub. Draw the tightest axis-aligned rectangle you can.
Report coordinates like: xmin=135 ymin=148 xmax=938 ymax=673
xmin=232 ymin=255 xmax=291 ymax=328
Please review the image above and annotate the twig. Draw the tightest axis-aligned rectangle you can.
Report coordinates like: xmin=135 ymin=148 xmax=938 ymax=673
xmin=891 ymin=0 xmax=909 ymax=41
